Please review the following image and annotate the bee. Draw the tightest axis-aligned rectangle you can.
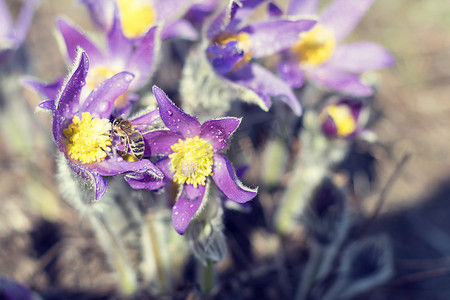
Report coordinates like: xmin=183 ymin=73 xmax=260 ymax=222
xmin=111 ymin=116 xmax=145 ymax=160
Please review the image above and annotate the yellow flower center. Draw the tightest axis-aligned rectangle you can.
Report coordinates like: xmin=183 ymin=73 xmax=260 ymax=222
xmin=291 ymin=24 xmax=336 ymax=66
xmin=325 ymin=105 xmax=356 ymax=137
xmin=215 ymin=32 xmax=253 ymax=69
xmin=62 ymin=112 xmax=112 ymax=164
xmin=117 ymin=0 xmax=156 ymax=38
xmin=169 ymin=136 xmax=214 ymax=188
xmin=86 ymin=66 xmax=128 ymax=109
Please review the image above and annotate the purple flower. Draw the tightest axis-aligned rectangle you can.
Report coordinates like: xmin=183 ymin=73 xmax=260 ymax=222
xmin=204 ymin=0 xmax=316 ymax=115
xmin=38 ymin=50 xmax=163 ymax=201
xmin=278 ymin=0 xmax=395 ymax=96
xmin=129 ymin=86 xmax=258 ymax=234
xmin=319 ymin=98 xmax=368 ymax=139
xmin=81 ymin=0 xmax=198 ymax=41
xmin=0 ymin=0 xmax=40 ymax=64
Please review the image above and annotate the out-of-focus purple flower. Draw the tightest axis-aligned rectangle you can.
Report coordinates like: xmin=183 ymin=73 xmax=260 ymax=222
xmin=128 ymin=86 xmax=257 ymax=234
xmin=0 ymin=0 xmax=40 ymax=64
xmin=184 ymin=0 xmax=221 ymax=29
xmin=81 ymin=0 xmax=198 ymax=41
xmin=0 ymin=276 xmax=35 ymax=300
xmin=319 ymin=98 xmax=368 ymax=139
xmin=37 ymin=50 xmax=163 ymax=201
xmin=278 ymin=0 xmax=395 ymax=96
xmin=204 ymin=0 xmax=316 ymax=115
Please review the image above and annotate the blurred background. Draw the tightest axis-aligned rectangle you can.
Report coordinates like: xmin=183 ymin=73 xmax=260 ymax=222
xmin=0 ymin=0 xmax=450 ymax=299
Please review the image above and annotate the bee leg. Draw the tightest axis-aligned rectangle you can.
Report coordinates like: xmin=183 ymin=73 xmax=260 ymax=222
xmin=117 ymin=136 xmax=129 ymax=156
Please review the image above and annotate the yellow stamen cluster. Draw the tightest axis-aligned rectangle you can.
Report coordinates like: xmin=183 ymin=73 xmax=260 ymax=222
xmin=62 ymin=112 xmax=112 ymax=164
xmin=117 ymin=0 xmax=156 ymax=38
xmin=325 ymin=105 xmax=356 ymax=137
xmin=169 ymin=136 xmax=214 ymax=188
xmin=215 ymin=32 xmax=253 ymax=69
xmin=291 ymin=24 xmax=336 ymax=66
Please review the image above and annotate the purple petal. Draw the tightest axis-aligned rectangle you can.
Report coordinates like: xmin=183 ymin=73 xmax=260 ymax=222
xmin=0 ymin=276 xmax=33 ymax=300
xmin=172 ymin=183 xmax=207 ymax=234
xmin=156 ymin=157 xmax=174 ymax=180
xmin=328 ymin=42 xmax=395 ymax=73
xmin=230 ymin=63 xmax=302 ymax=115
xmin=21 ymin=77 xmax=64 ymax=101
xmin=200 ymin=117 xmax=241 ymax=152
xmin=206 ymin=41 xmax=244 ymax=75
xmin=56 ymin=18 xmax=103 ymax=63
xmin=268 ymin=2 xmax=283 ymax=17
xmin=154 ymin=0 xmax=195 ymax=25
xmin=81 ymin=72 xmax=134 ymax=119
xmin=107 ymin=4 xmax=132 ymax=62
xmin=277 ymin=60 xmax=306 ymax=88
xmin=89 ymin=156 xmax=164 ymax=178
xmin=287 ymin=0 xmax=319 ymax=15
xmin=308 ymin=67 xmax=373 ymax=96
xmin=244 ymin=18 xmax=316 ymax=58
xmin=53 ymin=51 xmax=89 ymax=151
xmin=67 ymin=159 xmax=107 ymax=201
xmin=161 ymin=19 xmax=198 ymax=41
xmin=130 ymin=110 xmax=160 ymax=132
xmin=38 ymin=100 xmax=55 ymax=112
xmin=227 ymin=0 xmax=266 ymax=32
xmin=212 ymin=153 xmax=257 ymax=203
xmin=142 ymin=130 xmax=182 ymax=157
xmin=127 ymin=26 xmax=159 ymax=89
xmin=81 ymin=0 xmax=114 ymax=31
xmin=14 ymin=0 xmax=41 ymax=43
xmin=0 ymin=0 xmax=13 ymax=35
xmin=320 ymin=0 xmax=375 ymax=41
xmin=153 ymin=85 xmax=201 ymax=137
xmin=125 ymin=172 xmax=166 ymax=190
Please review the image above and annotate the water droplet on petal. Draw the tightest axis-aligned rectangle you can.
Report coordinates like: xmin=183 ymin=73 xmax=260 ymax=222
xmin=167 ymin=110 xmax=173 ymax=116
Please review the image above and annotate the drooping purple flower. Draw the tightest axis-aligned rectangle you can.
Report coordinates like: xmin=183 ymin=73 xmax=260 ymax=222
xmin=278 ymin=0 xmax=395 ymax=96
xmin=319 ymin=97 xmax=368 ymax=139
xmin=81 ymin=0 xmax=198 ymax=41
xmin=127 ymin=86 xmax=257 ymax=234
xmin=0 ymin=0 xmax=40 ymax=64
xmin=38 ymin=50 xmax=163 ymax=201
xmin=203 ymin=0 xmax=317 ymax=115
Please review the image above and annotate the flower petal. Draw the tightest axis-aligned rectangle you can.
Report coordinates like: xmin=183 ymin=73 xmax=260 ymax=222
xmin=67 ymin=159 xmax=107 ymax=201
xmin=53 ymin=51 xmax=89 ymax=151
xmin=320 ymin=0 xmax=375 ymax=41
xmin=81 ymin=71 xmax=134 ymax=119
xmin=328 ymin=42 xmax=395 ymax=73
xmin=200 ymin=117 xmax=241 ymax=152
xmin=56 ymin=18 xmax=103 ymax=63
xmin=287 ymin=0 xmax=319 ymax=15
xmin=278 ymin=60 xmax=306 ymax=89
xmin=108 ymin=4 xmax=132 ymax=62
xmin=229 ymin=63 xmax=302 ymax=115
xmin=0 ymin=0 xmax=13 ymax=34
xmin=14 ymin=0 xmax=41 ymax=43
xmin=155 ymin=157 xmax=174 ymax=180
xmin=268 ymin=2 xmax=283 ymax=17
xmin=172 ymin=183 xmax=207 ymax=234
xmin=21 ymin=77 xmax=64 ymax=102
xmin=127 ymin=25 xmax=159 ymax=89
xmin=89 ymin=156 xmax=164 ymax=178
xmin=161 ymin=19 xmax=198 ymax=41
xmin=130 ymin=110 xmax=160 ymax=131
xmin=125 ymin=172 xmax=166 ymax=190
xmin=212 ymin=153 xmax=257 ymax=203
xmin=81 ymin=0 xmax=114 ymax=31
xmin=308 ymin=67 xmax=373 ymax=96
xmin=245 ymin=18 xmax=316 ymax=58
xmin=206 ymin=41 xmax=244 ymax=75
xmin=153 ymin=85 xmax=201 ymax=137
xmin=142 ymin=130 xmax=182 ymax=157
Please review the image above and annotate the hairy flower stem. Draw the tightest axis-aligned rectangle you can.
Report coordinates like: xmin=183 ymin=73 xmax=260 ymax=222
xmin=199 ymin=259 xmax=215 ymax=296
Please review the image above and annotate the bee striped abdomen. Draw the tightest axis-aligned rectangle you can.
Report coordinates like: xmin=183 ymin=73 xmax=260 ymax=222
xmin=129 ymin=131 xmax=145 ymax=159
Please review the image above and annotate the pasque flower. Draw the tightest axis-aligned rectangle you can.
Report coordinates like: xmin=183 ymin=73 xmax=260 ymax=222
xmin=127 ymin=86 xmax=257 ymax=234
xmin=278 ymin=0 xmax=395 ymax=96
xmin=37 ymin=50 xmax=163 ymax=201
xmin=204 ymin=0 xmax=316 ymax=115
xmin=81 ymin=0 xmax=198 ymax=41
xmin=0 ymin=0 xmax=40 ymax=64
xmin=26 ymin=10 xmax=160 ymax=116
xmin=319 ymin=98 xmax=368 ymax=139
